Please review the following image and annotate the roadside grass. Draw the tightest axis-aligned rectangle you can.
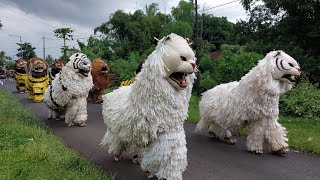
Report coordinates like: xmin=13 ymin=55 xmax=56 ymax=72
xmin=188 ymin=95 xmax=200 ymax=124
xmin=0 ymin=88 xmax=113 ymax=179
xmin=187 ymin=94 xmax=320 ymax=156
xmin=281 ymin=116 xmax=320 ymax=155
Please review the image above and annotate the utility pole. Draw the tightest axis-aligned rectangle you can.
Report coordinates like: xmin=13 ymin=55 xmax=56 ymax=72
xmin=194 ymin=0 xmax=201 ymax=96
xmin=19 ymin=36 xmax=23 ymax=59
xmin=63 ymin=36 xmax=67 ymax=61
xmin=43 ymin=37 xmax=45 ymax=60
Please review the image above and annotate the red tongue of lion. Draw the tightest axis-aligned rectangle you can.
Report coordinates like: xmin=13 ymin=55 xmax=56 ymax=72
xmin=180 ymin=80 xmax=187 ymax=88
xmin=176 ymin=76 xmax=187 ymax=88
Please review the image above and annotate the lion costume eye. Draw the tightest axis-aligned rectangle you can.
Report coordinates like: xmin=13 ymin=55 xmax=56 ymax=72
xmin=180 ymin=56 xmax=187 ymax=61
xmin=288 ymin=63 xmax=294 ymax=67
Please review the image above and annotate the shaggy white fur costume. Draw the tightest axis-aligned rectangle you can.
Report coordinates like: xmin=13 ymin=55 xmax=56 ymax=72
xmin=101 ymin=33 xmax=196 ymax=180
xmin=195 ymin=50 xmax=301 ymax=154
xmin=44 ymin=53 xmax=93 ymax=127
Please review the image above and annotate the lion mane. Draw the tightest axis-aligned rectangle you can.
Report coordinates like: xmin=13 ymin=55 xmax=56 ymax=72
xmin=88 ymin=58 xmax=110 ymax=103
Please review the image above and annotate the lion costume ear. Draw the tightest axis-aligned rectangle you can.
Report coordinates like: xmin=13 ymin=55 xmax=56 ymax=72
xmin=164 ymin=35 xmax=171 ymax=43
xmin=273 ymin=50 xmax=281 ymax=58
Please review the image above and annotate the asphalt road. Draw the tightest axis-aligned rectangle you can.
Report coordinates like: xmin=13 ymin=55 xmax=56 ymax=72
xmin=2 ymin=80 xmax=320 ymax=180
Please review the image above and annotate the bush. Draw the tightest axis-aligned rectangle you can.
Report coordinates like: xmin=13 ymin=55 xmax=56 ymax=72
xmin=108 ymin=52 xmax=142 ymax=84
xmin=199 ymin=71 xmax=216 ymax=93
xmin=280 ymin=79 xmax=320 ymax=118
xmin=199 ymin=44 xmax=263 ymax=92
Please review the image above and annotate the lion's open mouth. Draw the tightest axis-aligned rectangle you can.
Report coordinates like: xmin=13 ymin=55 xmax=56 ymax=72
xmin=169 ymin=72 xmax=187 ymax=88
xmin=282 ymin=74 xmax=298 ymax=82
xmin=79 ymin=69 xmax=90 ymax=77
xmin=100 ymin=66 xmax=108 ymax=74
xmin=15 ymin=67 xmax=26 ymax=74
xmin=32 ymin=67 xmax=45 ymax=73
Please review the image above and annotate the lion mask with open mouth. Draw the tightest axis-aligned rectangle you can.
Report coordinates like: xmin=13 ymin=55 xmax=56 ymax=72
xmin=27 ymin=58 xmax=48 ymax=78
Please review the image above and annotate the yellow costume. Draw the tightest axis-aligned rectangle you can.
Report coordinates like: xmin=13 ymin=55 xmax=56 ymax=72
xmin=14 ymin=72 xmax=28 ymax=92
xmin=120 ymin=73 xmax=136 ymax=86
xmin=27 ymin=75 xmax=49 ymax=102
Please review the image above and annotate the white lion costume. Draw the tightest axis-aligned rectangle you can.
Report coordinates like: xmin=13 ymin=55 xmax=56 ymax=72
xmin=101 ymin=33 xmax=196 ymax=180
xmin=195 ymin=50 xmax=301 ymax=155
xmin=44 ymin=53 xmax=93 ymax=127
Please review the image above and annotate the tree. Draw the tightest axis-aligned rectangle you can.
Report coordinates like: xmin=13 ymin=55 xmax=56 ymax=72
xmin=161 ymin=21 xmax=193 ymax=38
xmin=238 ymin=0 xmax=320 ymax=84
xmin=54 ymin=28 xmax=74 ymax=61
xmin=145 ymin=3 xmax=159 ymax=17
xmin=171 ymin=0 xmax=195 ymax=28
xmin=60 ymin=46 xmax=79 ymax=61
xmin=16 ymin=42 xmax=36 ymax=59
xmin=78 ymin=36 xmax=113 ymax=60
xmin=201 ymin=15 xmax=237 ymax=51
xmin=0 ymin=51 xmax=6 ymax=66
xmin=46 ymin=54 xmax=54 ymax=65
xmin=94 ymin=5 xmax=169 ymax=58
xmin=0 ymin=51 xmax=14 ymax=69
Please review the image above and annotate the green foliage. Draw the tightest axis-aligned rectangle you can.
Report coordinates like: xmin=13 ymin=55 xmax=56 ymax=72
xmin=0 ymin=51 xmax=10 ymax=66
xmin=16 ymin=42 xmax=37 ymax=59
xmin=160 ymin=21 xmax=193 ymax=38
xmin=108 ymin=52 xmax=141 ymax=83
xmin=46 ymin=55 xmax=54 ymax=65
xmin=78 ymin=36 xmax=113 ymax=61
xmin=280 ymin=80 xmax=320 ymax=118
xmin=238 ymin=0 xmax=320 ymax=84
xmin=199 ymin=45 xmax=263 ymax=92
xmin=171 ymin=0 xmax=195 ymax=28
xmin=54 ymin=28 xmax=75 ymax=61
xmin=94 ymin=1 xmax=196 ymax=59
xmin=199 ymin=70 xmax=216 ymax=94
xmin=201 ymin=15 xmax=237 ymax=50
xmin=53 ymin=28 xmax=74 ymax=39
xmin=0 ymin=89 xmax=113 ymax=179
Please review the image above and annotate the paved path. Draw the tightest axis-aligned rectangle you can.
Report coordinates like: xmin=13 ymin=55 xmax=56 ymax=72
xmin=2 ymin=80 xmax=320 ymax=180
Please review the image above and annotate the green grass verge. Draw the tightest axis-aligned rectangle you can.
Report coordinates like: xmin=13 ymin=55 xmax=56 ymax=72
xmin=187 ymin=94 xmax=320 ymax=156
xmin=281 ymin=116 xmax=320 ymax=155
xmin=0 ymin=88 xmax=113 ymax=180
xmin=188 ymin=95 xmax=200 ymax=124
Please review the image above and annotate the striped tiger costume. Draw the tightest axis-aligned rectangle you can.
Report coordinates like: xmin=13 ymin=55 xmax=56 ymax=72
xmin=26 ymin=58 xmax=49 ymax=102
xmin=14 ymin=59 xmax=28 ymax=92
xmin=44 ymin=53 xmax=93 ymax=127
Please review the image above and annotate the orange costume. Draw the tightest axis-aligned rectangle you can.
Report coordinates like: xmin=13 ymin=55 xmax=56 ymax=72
xmin=88 ymin=58 xmax=110 ymax=103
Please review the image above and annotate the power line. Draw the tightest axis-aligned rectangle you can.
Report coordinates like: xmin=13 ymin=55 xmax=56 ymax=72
xmin=211 ymin=4 xmax=242 ymax=13
xmin=45 ymin=37 xmax=63 ymax=40
xmin=77 ymin=35 xmax=100 ymax=40
xmin=200 ymin=0 xmax=240 ymax=12
xmin=203 ymin=4 xmax=243 ymax=16
xmin=34 ymin=38 xmax=43 ymax=47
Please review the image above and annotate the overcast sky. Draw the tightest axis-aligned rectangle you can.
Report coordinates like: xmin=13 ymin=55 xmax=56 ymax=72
xmin=0 ymin=0 xmax=248 ymax=60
